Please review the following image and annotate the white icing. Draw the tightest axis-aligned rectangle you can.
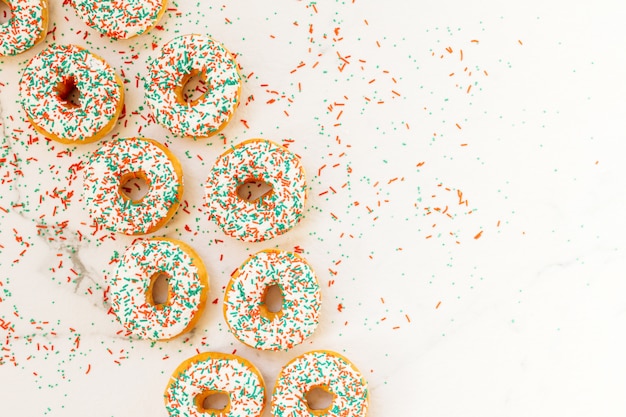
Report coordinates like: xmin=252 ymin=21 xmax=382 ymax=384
xmin=83 ymin=137 xmax=182 ymax=235
xmin=110 ymin=238 xmax=206 ymax=340
xmin=224 ymin=250 xmax=321 ymax=351
xmin=144 ymin=34 xmax=242 ymax=138
xmin=272 ymin=351 xmax=369 ymax=417
xmin=165 ymin=353 xmax=265 ymax=417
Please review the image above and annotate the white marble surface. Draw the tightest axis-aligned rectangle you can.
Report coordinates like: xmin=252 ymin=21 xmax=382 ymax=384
xmin=1 ymin=0 xmax=625 ymax=415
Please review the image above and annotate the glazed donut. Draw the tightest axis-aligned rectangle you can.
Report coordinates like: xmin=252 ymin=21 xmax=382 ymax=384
xmin=205 ymin=139 xmax=307 ymax=242
xmin=223 ymin=249 xmax=321 ymax=351
xmin=0 ymin=0 xmax=48 ymax=56
xmin=70 ymin=0 xmax=166 ymax=40
xmin=272 ymin=350 xmax=370 ymax=417
xmin=110 ymin=237 xmax=208 ymax=340
xmin=19 ymin=43 xmax=124 ymax=144
xmin=165 ymin=352 xmax=266 ymax=417
xmin=145 ymin=34 xmax=242 ymax=138
xmin=83 ymin=137 xmax=183 ymax=235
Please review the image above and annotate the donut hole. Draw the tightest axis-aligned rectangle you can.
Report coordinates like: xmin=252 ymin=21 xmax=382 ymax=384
xmin=236 ymin=179 xmax=273 ymax=203
xmin=260 ymin=283 xmax=284 ymax=319
xmin=179 ymin=69 xmax=208 ymax=106
xmin=119 ymin=172 xmax=150 ymax=203
xmin=147 ymin=272 xmax=171 ymax=308
xmin=0 ymin=1 xmax=12 ymax=25
xmin=54 ymin=76 xmax=82 ymax=108
xmin=305 ymin=386 xmax=335 ymax=412
xmin=195 ymin=391 xmax=230 ymax=414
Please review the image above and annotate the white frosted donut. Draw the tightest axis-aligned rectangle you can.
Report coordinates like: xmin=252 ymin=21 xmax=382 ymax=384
xmin=272 ymin=350 xmax=370 ymax=417
xmin=110 ymin=238 xmax=208 ymax=340
xmin=165 ymin=352 xmax=266 ymax=417
xmin=83 ymin=137 xmax=183 ymax=235
xmin=70 ymin=0 xmax=166 ymax=39
xmin=223 ymin=249 xmax=321 ymax=351
xmin=144 ymin=34 xmax=242 ymax=138
xmin=205 ymin=139 xmax=307 ymax=242
xmin=0 ymin=0 xmax=48 ymax=56
xmin=19 ymin=43 xmax=124 ymax=144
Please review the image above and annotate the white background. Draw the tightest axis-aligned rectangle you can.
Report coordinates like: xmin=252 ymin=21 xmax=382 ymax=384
xmin=1 ymin=0 xmax=625 ymax=415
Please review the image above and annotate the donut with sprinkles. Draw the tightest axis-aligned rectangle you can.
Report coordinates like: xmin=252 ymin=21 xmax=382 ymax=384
xmin=70 ymin=0 xmax=166 ymax=40
xmin=0 ymin=0 xmax=48 ymax=56
xmin=224 ymin=249 xmax=321 ymax=351
xmin=272 ymin=350 xmax=370 ymax=417
xmin=145 ymin=34 xmax=242 ymax=138
xmin=165 ymin=352 xmax=266 ymax=417
xmin=205 ymin=139 xmax=307 ymax=242
xmin=111 ymin=238 xmax=208 ymax=340
xmin=83 ymin=137 xmax=183 ymax=235
xmin=19 ymin=43 xmax=124 ymax=144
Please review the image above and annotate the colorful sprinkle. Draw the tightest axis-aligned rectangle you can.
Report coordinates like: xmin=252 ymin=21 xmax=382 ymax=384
xmin=70 ymin=0 xmax=166 ymax=40
xmin=110 ymin=238 xmax=208 ymax=340
xmin=224 ymin=250 xmax=321 ymax=351
xmin=0 ymin=0 xmax=47 ymax=56
xmin=145 ymin=34 xmax=242 ymax=138
xmin=272 ymin=350 xmax=369 ymax=417
xmin=205 ymin=138 xmax=307 ymax=242
xmin=165 ymin=352 xmax=265 ymax=417
xmin=19 ymin=43 xmax=124 ymax=143
xmin=83 ymin=137 xmax=183 ymax=235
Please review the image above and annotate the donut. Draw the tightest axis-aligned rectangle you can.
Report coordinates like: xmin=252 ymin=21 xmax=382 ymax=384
xmin=0 ymin=0 xmax=48 ymax=56
xmin=205 ymin=139 xmax=307 ymax=242
xmin=110 ymin=237 xmax=208 ymax=340
xmin=271 ymin=350 xmax=370 ymax=417
xmin=83 ymin=137 xmax=183 ymax=235
xmin=164 ymin=352 xmax=266 ymax=417
xmin=223 ymin=249 xmax=321 ymax=351
xmin=144 ymin=34 xmax=242 ymax=138
xmin=19 ymin=43 xmax=124 ymax=144
xmin=70 ymin=0 xmax=166 ymax=40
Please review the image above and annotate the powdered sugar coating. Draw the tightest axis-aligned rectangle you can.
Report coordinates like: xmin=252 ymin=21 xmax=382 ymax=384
xmin=0 ymin=0 xmax=47 ymax=56
xmin=145 ymin=34 xmax=242 ymax=138
xmin=224 ymin=250 xmax=321 ymax=351
xmin=165 ymin=352 xmax=265 ymax=417
xmin=111 ymin=238 xmax=207 ymax=340
xmin=83 ymin=137 xmax=183 ymax=235
xmin=205 ymin=139 xmax=307 ymax=242
xmin=19 ymin=43 xmax=123 ymax=142
xmin=70 ymin=0 xmax=165 ymax=39
xmin=272 ymin=351 xmax=369 ymax=417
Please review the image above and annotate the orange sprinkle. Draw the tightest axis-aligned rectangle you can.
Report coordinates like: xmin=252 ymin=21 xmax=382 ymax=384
xmin=456 ymin=123 xmax=462 ymax=129
xmin=436 ymin=301 xmax=441 ymax=309
xmin=474 ymin=230 xmax=483 ymax=240
xmin=460 ymin=49 xmax=464 ymax=61
xmin=467 ymin=84 xmax=472 ymax=93
xmin=518 ymin=39 xmax=523 ymax=45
